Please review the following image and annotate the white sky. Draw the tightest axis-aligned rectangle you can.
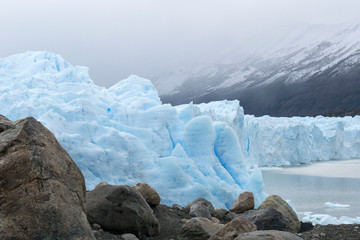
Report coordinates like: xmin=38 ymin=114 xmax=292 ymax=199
xmin=1 ymin=0 xmax=360 ymax=87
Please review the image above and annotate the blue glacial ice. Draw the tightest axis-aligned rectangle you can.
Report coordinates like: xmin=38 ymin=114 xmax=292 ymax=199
xmin=1 ymin=51 xmax=360 ymax=210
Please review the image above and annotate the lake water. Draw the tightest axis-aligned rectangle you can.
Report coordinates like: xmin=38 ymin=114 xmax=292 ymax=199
xmin=261 ymin=159 xmax=360 ymax=219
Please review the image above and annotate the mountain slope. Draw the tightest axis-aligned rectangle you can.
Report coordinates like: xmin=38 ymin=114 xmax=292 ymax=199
xmin=156 ymin=22 xmax=360 ymax=116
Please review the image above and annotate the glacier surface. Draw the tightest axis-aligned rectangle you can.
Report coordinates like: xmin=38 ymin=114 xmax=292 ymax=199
xmin=1 ymin=51 xmax=360 ymax=210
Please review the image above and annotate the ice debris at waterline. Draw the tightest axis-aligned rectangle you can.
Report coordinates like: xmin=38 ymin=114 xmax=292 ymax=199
xmin=302 ymin=213 xmax=360 ymax=225
xmin=1 ymin=52 xmax=360 ymax=208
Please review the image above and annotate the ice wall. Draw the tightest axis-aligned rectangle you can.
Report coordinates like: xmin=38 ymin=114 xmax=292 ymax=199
xmin=0 ymin=51 xmax=265 ymax=208
xmin=1 ymin=51 xmax=360 ymax=208
xmin=188 ymin=102 xmax=360 ymax=167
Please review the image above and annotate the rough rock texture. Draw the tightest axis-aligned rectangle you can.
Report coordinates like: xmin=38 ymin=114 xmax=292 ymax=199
xmin=209 ymin=217 xmax=257 ymax=240
xmin=86 ymin=184 xmax=160 ymax=239
xmin=235 ymin=230 xmax=303 ymax=240
xmin=177 ymin=217 xmax=223 ymax=240
xmin=185 ymin=198 xmax=215 ymax=219
xmin=212 ymin=209 xmax=232 ymax=224
xmin=0 ymin=116 xmax=95 ymax=240
xmin=119 ymin=233 xmax=139 ymax=240
xmin=298 ymin=224 xmax=360 ymax=240
xmin=237 ymin=208 xmax=287 ymax=231
xmin=152 ymin=204 xmax=190 ymax=240
xmin=96 ymin=181 xmax=109 ymax=188
xmin=134 ymin=182 xmax=161 ymax=207
xmin=259 ymin=195 xmax=300 ymax=233
xmin=92 ymin=230 xmax=121 ymax=240
xmin=299 ymin=221 xmax=314 ymax=233
xmin=229 ymin=192 xmax=255 ymax=214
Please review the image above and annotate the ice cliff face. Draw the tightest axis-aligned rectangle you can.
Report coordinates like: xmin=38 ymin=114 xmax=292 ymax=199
xmin=1 ymin=52 xmax=360 ymax=208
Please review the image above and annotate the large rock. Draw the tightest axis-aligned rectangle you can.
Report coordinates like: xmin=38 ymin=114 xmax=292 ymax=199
xmin=134 ymin=182 xmax=161 ymax=207
xmin=258 ymin=195 xmax=300 ymax=233
xmin=234 ymin=230 xmax=303 ymax=240
xmin=119 ymin=233 xmax=140 ymax=240
xmin=0 ymin=116 xmax=94 ymax=239
xmin=229 ymin=192 xmax=255 ymax=214
xmin=177 ymin=217 xmax=223 ymax=240
xmin=212 ymin=209 xmax=235 ymax=224
xmin=185 ymin=198 xmax=215 ymax=219
xmin=237 ymin=208 xmax=287 ymax=231
xmin=86 ymin=184 xmax=160 ymax=239
xmin=209 ymin=217 xmax=257 ymax=240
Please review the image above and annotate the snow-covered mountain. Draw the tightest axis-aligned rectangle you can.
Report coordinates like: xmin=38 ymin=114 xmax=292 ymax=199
xmin=154 ymin=22 xmax=360 ymax=116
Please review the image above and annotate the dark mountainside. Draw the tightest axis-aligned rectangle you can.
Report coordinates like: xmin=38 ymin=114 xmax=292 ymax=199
xmin=161 ymin=54 xmax=360 ymax=117
xmin=157 ymin=23 xmax=360 ymax=117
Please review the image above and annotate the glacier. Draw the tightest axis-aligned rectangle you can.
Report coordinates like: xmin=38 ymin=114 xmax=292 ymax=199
xmin=1 ymin=51 xmax=360 ymax=210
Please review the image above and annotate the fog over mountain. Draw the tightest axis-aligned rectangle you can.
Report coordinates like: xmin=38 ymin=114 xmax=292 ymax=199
xmin=157 ymin=21 xmax=360 ymax=116
xmin=1 ymin=1 xmax=360 ymax=116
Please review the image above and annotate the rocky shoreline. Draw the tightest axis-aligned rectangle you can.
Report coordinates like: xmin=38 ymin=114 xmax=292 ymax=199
xmin=1 ymin=115 xmax=359 ymax=240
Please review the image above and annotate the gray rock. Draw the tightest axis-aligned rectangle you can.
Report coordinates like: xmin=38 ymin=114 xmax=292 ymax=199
xmin=258 ymin=195 xmax=301 ymax=233
xmin=86 ymin=184 xmax=160 ymax=239
xmin=185 ymin=198 xmax=215 ymax=219
xmin=209 ymin=217 xmax=257 ymax=240
xmin=93 ymin=230 xmax=120 ymax=240
xmin=237 ymin=208 xmax=287 ymax=231
xmin=234 ymin=230 xmax=303 ymax=239
xmin=177 ymin=217 xmax=223 ymax=240
xmin=212 ymin=209 xmax=236 ymax=223
xmin=120 ymin=233 xmax=139 ymax=240
xmin=0 ymin=116 xmax=95 ymax=240
xmin=227 ymin=212 xmax=237 ymax=221
xmin=230 ymin=192 xmax=255 ymax=214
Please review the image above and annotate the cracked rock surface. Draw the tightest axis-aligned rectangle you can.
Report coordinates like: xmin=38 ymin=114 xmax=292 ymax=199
xmin=0 ymin=115 xmax=95 ymax=240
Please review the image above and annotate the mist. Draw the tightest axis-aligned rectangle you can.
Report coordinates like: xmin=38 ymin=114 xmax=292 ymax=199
xmin=1 ymin=0 xmax=360 ymax=87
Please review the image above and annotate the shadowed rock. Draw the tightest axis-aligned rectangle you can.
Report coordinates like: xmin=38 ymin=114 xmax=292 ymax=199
xmin=185 ymin=198 xmax=215 ymax=219
xmin=0 ymin=115 xmax=94 ymax=239
xmin=177 ymin=217 xmax=223 ymax=240
xmin=237 ymin=208 xmax=287 ymax=231
xmin=86 ymin=184 xmax=160 ymax=239
xmin=209 ymin=217 xmax=257 ymax=240
xmin=234 ymin=230 xmax=303 ymax=239
xmin=258 ymin=195 xmax=300 ymax=233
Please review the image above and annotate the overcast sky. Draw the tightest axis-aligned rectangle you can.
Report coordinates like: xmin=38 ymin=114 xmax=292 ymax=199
xmin=1 ymin=0 xmax=360 ymax=87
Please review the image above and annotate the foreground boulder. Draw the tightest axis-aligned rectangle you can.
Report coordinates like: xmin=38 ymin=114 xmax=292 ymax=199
xmin=86 ymin=184 xmax=160 ymax=238
xmin=234 ymin=230 xmax=302 ymax=239
xmin=185 ymin=198 xmax=215 ymax=219
xmin=0 ymin=116 xmax=94 ymax=239
xmin=134 ymin=182 xmax=161 ymax=207
xmin=177 ymin=217 xmax=223 ymax=240
xmin=229 ymin=192 xmax=255 ymax=214
xmin=237 ymin=208 xmax=287 ymax=231
xmin=258 ymin=195 xmax=300 ymax=233
xmin=209 ymin=217 xmax=257 ymax=240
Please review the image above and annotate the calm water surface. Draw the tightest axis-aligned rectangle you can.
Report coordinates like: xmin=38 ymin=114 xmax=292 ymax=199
xmin=261 ymin=159 xmax=360 ymax=218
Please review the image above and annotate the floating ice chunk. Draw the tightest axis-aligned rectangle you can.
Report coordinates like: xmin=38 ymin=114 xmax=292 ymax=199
xmin=324 ymin=202 xmax=351 ymax=208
